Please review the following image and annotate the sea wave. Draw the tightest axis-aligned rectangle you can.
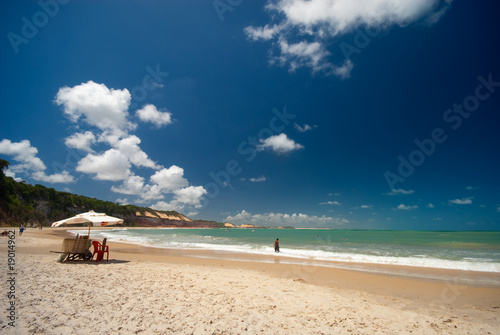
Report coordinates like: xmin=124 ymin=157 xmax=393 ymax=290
xmin=76 ymin=229 xmax=500 ymax=273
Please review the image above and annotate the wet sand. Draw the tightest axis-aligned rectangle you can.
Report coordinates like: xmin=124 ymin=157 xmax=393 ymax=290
xmin=1 ymin=227 xmax=499 ymax=334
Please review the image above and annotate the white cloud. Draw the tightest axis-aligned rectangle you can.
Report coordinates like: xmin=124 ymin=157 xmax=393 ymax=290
xmin=0 ymin=81 xmax=207 ymax=211
xmin=4 ymin=170 xmax=22 ymax=182
xmin=152 ymin=186 xmax=207 ymax=211
xmin=425 ymin=0 xmax=453 ymax=26
xmin=257 ymin=133 xmax=304 ymax=154
xmin=497 ymin=207 xmax=500 ymax=213
xmin=65 ymin=131 xmax=96 ymax=152
xmin=384 ymin=188 xmax=414 ymax=195
xmin=319 ymin=201 xmax=341 ymax=205
xmin=150 ymin=166 xmax=189 ymax=192
xmin=55 ymin=81 xmax=133 ymax=132
xmin=465 ymin=185 xmax=478 ymax=191
xmin=76 ymin=149 xmax=131 ymax=181
xmin=427 ymin=203 xmax=435 ymax=208
xmin=244 ymin=24 xmax=283 ymax=41
xmin=173 ymin=186 xmax=207 ymax=208
xmin=111 ymin=174 xmax=146 ymax=195
xmin=294 ymin=123 xmax=317 ymax=133
xmin=114 ymin=135 xmax=159 ymax=169
xmin=249 ymin=176 xmax=266 ymax=182
xmin=245 ymin=0 xmax=451 ymax=76
xmin=278 ymin=39 xmax=332 ymax=73
xmin=151 ymin=201 xmax=178 ymax=211
xmin=0 ymin=139 xmax=75 ymax=184
xmin=360 ymin=205 xmax=373 ymax=209
xmin=396 ymin=204 xmax=418 ymax=210
xmin=225 ymin=210 xmax=349 ymax=227
xmin=136 ymin=104 xmax=173 ymax=128
xmin=270 ymin=0 xmax=439 ymax=33
xmin=449 ymin=197 xmax=473 ymax=205
xmin=0 ymin=139 xmax=46 ymax=172
xmin=116 ymin=198 xmax=129 ymax=205
xmin=32 ymin=171 xmax=75 ymax=184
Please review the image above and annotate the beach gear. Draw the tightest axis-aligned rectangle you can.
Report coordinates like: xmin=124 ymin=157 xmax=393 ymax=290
xmin=91 ymin=239 xmax=109 ymax=262
xmin=51 ymin=210 xmax=123 ymax=238
xmin=51 ymin=210 xmax=124 ymax=227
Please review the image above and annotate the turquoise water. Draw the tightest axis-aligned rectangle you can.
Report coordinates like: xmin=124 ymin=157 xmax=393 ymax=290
xmin=80 ymin=228 xmax=500 ymax=274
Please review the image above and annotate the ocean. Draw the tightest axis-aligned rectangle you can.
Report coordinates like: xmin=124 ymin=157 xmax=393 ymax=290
xmin=75 ymin=228 xmax=500 ymax=284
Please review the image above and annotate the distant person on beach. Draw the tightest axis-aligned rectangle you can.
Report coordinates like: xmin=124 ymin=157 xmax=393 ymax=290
xmin=19 ymin=224 xmax=25 ymax=236
xmin=274 ymin=238 xmax=280 ymax=252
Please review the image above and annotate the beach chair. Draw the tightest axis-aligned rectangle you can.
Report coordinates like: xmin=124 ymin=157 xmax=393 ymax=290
xmin=54 ymin=237 xmax=93 ymax=261
xmin=91 ymin=239 xmax=109 ymax=262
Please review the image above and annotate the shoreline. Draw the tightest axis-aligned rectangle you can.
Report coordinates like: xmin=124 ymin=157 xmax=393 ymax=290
xmin=48 ymin=228 xmax=500 ymax=300
xmin=4 ymin=227 xmax=500 ymax=334
xmin=63 ymin=226 xmax=500 ymax=288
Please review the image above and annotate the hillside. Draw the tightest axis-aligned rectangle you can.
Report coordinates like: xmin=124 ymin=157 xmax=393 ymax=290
xmin=0 ymin=159 xmax=218 ymax=228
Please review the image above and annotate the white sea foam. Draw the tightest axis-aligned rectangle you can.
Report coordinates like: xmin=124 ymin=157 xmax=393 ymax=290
xmin=76 ymin=229 xmax=500 ymax=273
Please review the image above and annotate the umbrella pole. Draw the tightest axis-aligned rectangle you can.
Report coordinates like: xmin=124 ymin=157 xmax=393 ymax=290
xmin=88 ymin=223 xmax=91 ymax=238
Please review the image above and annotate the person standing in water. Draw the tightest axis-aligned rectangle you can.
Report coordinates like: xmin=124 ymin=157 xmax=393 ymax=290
xmin=274 ymin=238 xmax=280 ymax=252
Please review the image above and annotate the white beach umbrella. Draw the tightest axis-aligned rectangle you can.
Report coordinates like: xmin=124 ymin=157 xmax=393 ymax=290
xmin=51 ymin=210 xmax=124 ymax=237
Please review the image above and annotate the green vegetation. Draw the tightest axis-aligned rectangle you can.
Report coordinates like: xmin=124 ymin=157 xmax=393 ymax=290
xmin=0 ymin=160 xmax=185 ymax=227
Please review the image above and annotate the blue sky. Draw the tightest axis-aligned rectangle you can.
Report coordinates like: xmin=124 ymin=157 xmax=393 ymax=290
xmin=1 ymin=0 xmax=499 ymax=230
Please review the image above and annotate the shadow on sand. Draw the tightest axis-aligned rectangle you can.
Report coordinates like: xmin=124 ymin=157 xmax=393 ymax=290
xmin=60 ymin=259 xmax=130 ymax=265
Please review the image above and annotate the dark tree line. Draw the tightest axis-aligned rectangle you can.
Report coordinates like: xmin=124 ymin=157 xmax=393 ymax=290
xmin=0 ymin=159 xmax=183 ymax=227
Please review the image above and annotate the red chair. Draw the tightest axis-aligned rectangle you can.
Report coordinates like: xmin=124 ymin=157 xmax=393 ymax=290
xmin=91 ymin=240 xmax=109 ymax=262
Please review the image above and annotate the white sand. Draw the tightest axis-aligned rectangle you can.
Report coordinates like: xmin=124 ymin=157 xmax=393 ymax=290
xmin=2 ymin=230 xmax=499 ymax=334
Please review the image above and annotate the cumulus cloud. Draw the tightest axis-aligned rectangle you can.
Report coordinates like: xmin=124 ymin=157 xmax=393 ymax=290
xmin=136 ymin=104 xmax=173 ymax=128
xmin=4 ymin=170 xmax=22 ymax=182
xmin=384 ymin=188 xmax=414 ymax=195
xmin=0 ymin=81 xmax=207 ymax=210
xmin=278 ymin=39 xmax=332 ymax=73
xmin=114 ymin=135 xmax=159 ymax=169
xmin=249 ymin=176 xmax=266 ymax=182
xmin=244 ymin=24 xmax=283 ymax=41
xmin=396 ymin=204 xmax=418 ymax=210
xmin=116 ymin=198 xmax=129 ymax=205
xmin=319 ymin=201 xmax=341 ymax=205
xmin=449 ymin=197 xmax=473 ymax=205
xmin=111 ymin=165 xmax=196 ymax=205
xmin=150 ymin=166 xmax=189 ymax=192
xmin=65 ymin=131 xmax=96 ymax=152
xmin=111 ymin=174 xmax=146 ymax=195
xmin=0 ymin=139 xmax=75 ymax=184
xmin=0 ymin=139 xmax=46 ymax=172
xmin=294 ymin=123 xmax=317 ymax=133
xmin=173 ymin=186 xmax=207 ymax=208
xmin=152 ymin=186 xmax=207 ymax=211
xmin=32 ymin=171 xmax=75 ymax=183
xmin=76 ymin=149 xmax=131 ymax=181
xmin=55 ymin=80 xmax=133 ymax=132
xmin=245 ymin=0 xmax=452 ymax=76
xmin=257 ymin=133 xmax=304 ymax=154
xmin=225 ymin=210 xmax=349 ymax=227
xmin=55 ymin=81 xmax=206 ymax=210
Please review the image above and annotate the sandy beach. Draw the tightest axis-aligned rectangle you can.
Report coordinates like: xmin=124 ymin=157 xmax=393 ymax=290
xmin=2 ymin=228 xmax=499 ymax=334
